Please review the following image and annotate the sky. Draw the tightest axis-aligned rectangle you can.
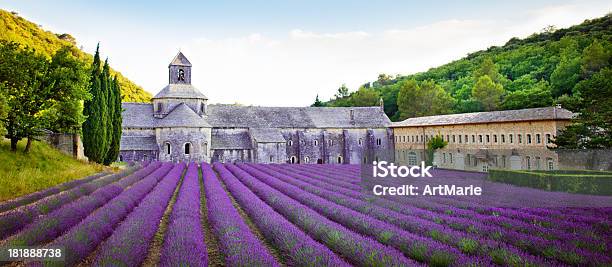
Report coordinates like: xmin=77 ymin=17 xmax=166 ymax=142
xmin=2 ymin=0 xmax=611 ymax=106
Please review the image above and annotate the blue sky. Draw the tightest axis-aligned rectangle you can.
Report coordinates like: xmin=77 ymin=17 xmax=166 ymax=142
xmin=2 ymin=1 xmax=611 ymax=106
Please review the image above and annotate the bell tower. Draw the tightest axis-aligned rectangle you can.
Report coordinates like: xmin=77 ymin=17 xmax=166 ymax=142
xmin=169 ymin=51 xmax=192 ymax=84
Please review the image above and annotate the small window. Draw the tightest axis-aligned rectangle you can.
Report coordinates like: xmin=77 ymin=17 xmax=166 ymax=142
xmin=536 ymin=134 xmax=541 ymax=144
xmin=518 ymin=134 xmax=523 ymax=144
xmin=157 ymin=103 xmax=163 ymax=112
xmin=479 ymin=135 xmax=483 ymax=143
xmin=486 ymin=135 xmax=490 ymax=143
xmin=304 ymin=156 xmax=310 ymax=163
xmin=290 ymin=156 xmax=297 ymax=164
xmin=165 ymin=143 xmax=171 ymax=155
xmin=452 ymin=135 xmax=456 ymax=143
xmin=446 ymin=135 xmax=450 ymax=142
xmin=288 ymin=140 xmax=293 ymax=146
xmin=376 ymin=138 xmax=382 ymax=146
xmin=464 ymin=135 xmax=468 ymax=144
xmin=501 ymin=155 xmax=506 ymax=168
xmin=119 ymin=155 xmax=123 ymax=162
xmin=184 ymin=143 xmax=191 ymax=155
xmin=337 ymin=156 xmax=343 ymax=164
xmin=472 ymin=135 xmax=475 ymax=143
xmin=535 ymin=156 xmax=541 ymax=169
xmin=443 ymin=153 xmax=447 ymax=163
xmin=458 ymin=135 xmax=462 ymax=143
xmin=449 ymin=153 xmax=453 ymax=163
xmin=313 ymin=140 xmax=318 ymax=146
xmin=143 ymin=155 xmax=148 ymax=161
xmin=328 ymin=140 xmax=333 ymax=146
xmin=482 ymin=164 xmax=488 ymax=172
xmin=358 ymin=138 xmax=363 ymax=146
xmin=493 ymin=135 xmax=497 ymax=143
xmin=501 ymin=134 xmax=505 ymax=143
xmin=269 ymin=155 xmax=274 ymax=162
xmin=509 ymin=134 xmax=514 ymax=143
xmin=411 ymin=136 xmax=414 ymax=143
xmin=546 ymin=134 xmax=551 ymax=144
xmin=527 ymin=134 xmax=532 ymax=144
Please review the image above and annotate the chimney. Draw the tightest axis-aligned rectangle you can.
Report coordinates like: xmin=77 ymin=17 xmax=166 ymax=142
xmin=379 ymin=97 xmax=384 ymax=110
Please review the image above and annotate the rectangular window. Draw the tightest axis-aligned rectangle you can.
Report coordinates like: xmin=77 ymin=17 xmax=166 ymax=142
xmin=458 ymin=135 xmax=462 ymax=143
xmin=472 ymin=135 xmax=475 ymax=143
xmin=479 ymin=135 xmax=483 ymax=143
xmin=518 ymin=134 xmax=522 ymax=144
xmin=536 ymin=134 xmax=541 ymax=144
xmin=446 ymin=135 xmax=450 ymax=142
xmin=449 ymin=153 xmax=453 ymax=163
xmin=465 ymin=135 xmax=468 ymax=143
xmin=452 ymin=135 xmax=456 ymax=143
xmin=494 ymin=135 xmax=498 ymax=143
xmin=546 ymin=134 xmax=551 ymax=144
xmin=486 ymin=135 xmax=490 ymax=143
xmin=527 ymin=134 xmax=532 ymax=144
xmin=509 ymin=134 xmax=513 ymax=143
xmin=501 ymin=134 xmax=505 ymax=143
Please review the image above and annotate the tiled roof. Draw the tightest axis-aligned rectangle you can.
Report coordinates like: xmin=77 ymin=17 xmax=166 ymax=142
xmin=120 ymin=136 xmax=158 ymax=151
xmin=211 ymin=131 xmax=252 ymax=149
xmin=157 ymin=103 xmax=211 ymax=128
xmin=391 ymin=107 xmax=575 ymax=127
xmin=122 ymin=103 xmax=391 ymax=129
xmin=169 ymin=52 xmax=192 ymax=67
xmin=153 ymin=84 xmax=208 ymax=99
xmin=249 ymin=128 xmax=286 ymax=143
xmin=206 ymin=105 xmax=391 ymax=128
xmin=121 ymin=103 xmax=158 ymax=128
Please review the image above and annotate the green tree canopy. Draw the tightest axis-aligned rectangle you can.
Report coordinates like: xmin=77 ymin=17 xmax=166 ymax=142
xmin=397 ymin=79 xmax=454 ymax=119
xmin=472 ymin=75 xmax=504 ymax=111
xmin=502 ymin=80 xmax=553 ymax=110
xmin=350 ymin=87 xmax=379 ymax=106
xmin=581 ymin=40 xmax=610 ymax=78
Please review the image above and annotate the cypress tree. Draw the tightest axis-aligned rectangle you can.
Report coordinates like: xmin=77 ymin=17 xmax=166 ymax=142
xmin=99 ymin=59 xmax=111 ymax=160
xmin=82 ymin=44 xmax=103 ymax=163
xmin=104 ymin=76 xmax=122 ymax=164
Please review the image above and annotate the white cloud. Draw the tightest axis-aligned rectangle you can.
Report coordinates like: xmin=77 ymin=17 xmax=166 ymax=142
xmin=112 ymin=2 xmax=610 ymax=107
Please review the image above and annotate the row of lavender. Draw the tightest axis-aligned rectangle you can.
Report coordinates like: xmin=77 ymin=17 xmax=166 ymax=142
xmin=269 ymin=163 xmax=611 ymax=266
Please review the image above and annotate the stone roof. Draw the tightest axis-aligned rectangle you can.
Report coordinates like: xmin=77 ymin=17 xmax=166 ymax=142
xmin=122 ymin=103 xmax=391 ymax=129
xmin=249 ymin=128 xmax=286 ymax=143
xmin=391 ymin=107 xmax=575 ymax=127
xmin=153 ymin=84 xmax=208 ymax=99
xmin=122 ymin=103 xmax=158 ymax=128
xmin=206 ymin=105 xmax=390 ymax=128
xmin=169 ymin=52 xmax=192 ymax=67
xmin=211 ymin=131 xmax=252 ymax=149
xmin=157 ymin=103 xmax=211 ymax=128
xmin=120 ymin=136 xmax=158 ymax=151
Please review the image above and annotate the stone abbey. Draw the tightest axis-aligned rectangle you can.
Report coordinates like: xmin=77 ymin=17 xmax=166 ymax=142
xmin=119 ymin=52 xmax=394 ymax=163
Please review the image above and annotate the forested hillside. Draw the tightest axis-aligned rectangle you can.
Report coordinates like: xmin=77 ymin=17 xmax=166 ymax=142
xmin=320 ymin=14 xmax=611 ymax=122
xmin=0 ymin=9 xmax=151 ymax=102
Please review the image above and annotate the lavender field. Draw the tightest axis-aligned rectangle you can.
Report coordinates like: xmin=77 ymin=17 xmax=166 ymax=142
xmin=0 ymin=162 xmax=610 ymax=266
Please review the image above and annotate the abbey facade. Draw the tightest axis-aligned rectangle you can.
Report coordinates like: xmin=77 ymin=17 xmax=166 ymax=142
xmin=119 ymin=52 xmax=394 ymax=164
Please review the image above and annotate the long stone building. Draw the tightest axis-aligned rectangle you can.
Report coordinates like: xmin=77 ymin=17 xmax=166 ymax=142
xmin=391 ymin=107 xmax=575 ymax=171
xmin=119 ymin=52 xmax=394 ymax=163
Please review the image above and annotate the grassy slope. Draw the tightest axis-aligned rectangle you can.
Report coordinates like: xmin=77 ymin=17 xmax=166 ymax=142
xmin=0 ymin=9 xmax=152 ymax=102
xmin=0 ymin=139 xmax=104 ymax=202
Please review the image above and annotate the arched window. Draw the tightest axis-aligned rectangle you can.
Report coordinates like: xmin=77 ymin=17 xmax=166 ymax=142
xmin=184 ymin=143 xmax=191 ymax=155
xmin=290 ymin=156 xmax=297 ymax=164
xmin=200 ymin=103 xmax=205 ymax=113
xmin=304 ymin=156 xmax=310 ymax=163
xmin=178 ymin=69 xmax=185 ymax=81
xmin=165 ymin=143 xmax=171 ymax=155
xmin=358 ymin=138 xmax=363 ymax=146
xmin=313 ymin=140 xmax=318 ymax=146
xmin=119 ymin=155 xmax=123 ymax=162
xmin=287 ymin=140 xmax=293 ymax=146
xmin=526 ymin=156 xmax=531 ymax=170
xmin=337 ymin=156 xmax=343 ymax=164
xmin=202 ymin=142 xmax=208 ymax=156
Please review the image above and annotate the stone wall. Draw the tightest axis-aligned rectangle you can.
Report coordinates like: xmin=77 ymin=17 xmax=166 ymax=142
xmin=557 ymin=149 xmax=612 ymax=171
xmin=40 ymin=132 xmax=86 ymax=160
xmin=156 ymin=127 xmax=211 ymax=162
